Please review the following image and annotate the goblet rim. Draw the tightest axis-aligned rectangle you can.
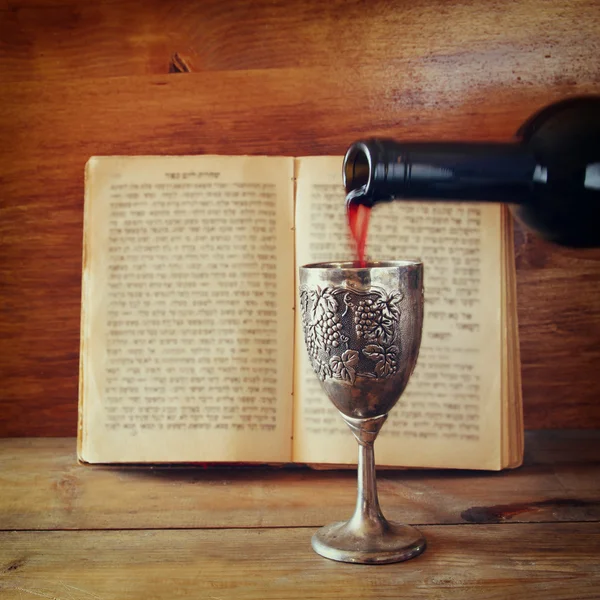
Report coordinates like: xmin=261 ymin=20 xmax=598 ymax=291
xmin=299 ymin=259 xmax=422 ymax=271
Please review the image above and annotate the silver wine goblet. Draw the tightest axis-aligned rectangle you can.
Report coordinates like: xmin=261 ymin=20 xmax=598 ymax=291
xmin=299 ymin=260 xmax=426 ymax=564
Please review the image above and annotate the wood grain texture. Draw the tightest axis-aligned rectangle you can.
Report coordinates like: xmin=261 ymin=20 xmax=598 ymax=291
xmin=1 ymin=0 xmax=599 ymax=435
xmin=2 ymin=0 xmax=599 ymax=82
xmin=1 ymin=433 xmax=599 ymax=531
xmin=0 ymin=433 xmax=598 ymax=598
xmin=1 ymin=524 xmax=600 ymax=599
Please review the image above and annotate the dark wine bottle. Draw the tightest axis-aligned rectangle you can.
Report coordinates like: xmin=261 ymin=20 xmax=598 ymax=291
xmin=343 ymin=97 xmax=600 ymax=247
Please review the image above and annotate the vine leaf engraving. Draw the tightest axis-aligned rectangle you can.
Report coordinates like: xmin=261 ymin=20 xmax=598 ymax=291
xmin=380 ymin=291 xmax=403 ymax=321
xmin=372 ymin=291 xmax=403 ymax=345
xmin=330 ymin=350 xmax=359 ymax=385
xmin=363 ymin=344 xmax=399 ymax=378
xmin=317 ymin=360 xmax=332 ymax=381
xmin=374 ymin=317 xmax=394 ymax=346
xmin=300 ymin=289 xmax=311 ymax=321
xmin=311 ymin=287 xmax=337 ymax=320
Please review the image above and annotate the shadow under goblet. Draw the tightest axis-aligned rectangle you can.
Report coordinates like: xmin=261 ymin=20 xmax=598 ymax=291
xmin=299 ymin=261 xmax=426 ymax=564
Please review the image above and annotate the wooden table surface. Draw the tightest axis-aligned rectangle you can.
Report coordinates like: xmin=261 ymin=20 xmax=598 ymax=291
xmin=1 ymin=0 xmax=600 ymax=437
xmin=1 ymin=431 xmax=599 ymax=599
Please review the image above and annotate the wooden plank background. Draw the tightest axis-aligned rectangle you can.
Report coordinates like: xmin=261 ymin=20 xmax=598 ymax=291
xmin=1 ymin=0 xmax=599 ymax=436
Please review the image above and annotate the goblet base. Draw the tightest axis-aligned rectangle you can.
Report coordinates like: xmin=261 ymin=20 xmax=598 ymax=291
xmin=311 ymin=520 xmax=426 ymax=564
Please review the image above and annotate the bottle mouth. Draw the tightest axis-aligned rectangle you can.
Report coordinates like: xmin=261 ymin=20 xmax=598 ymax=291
xmin=343 ymin=142 xmax=372 ymax=196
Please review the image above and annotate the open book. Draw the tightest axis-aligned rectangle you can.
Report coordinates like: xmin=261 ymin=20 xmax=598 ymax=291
xmin=78 ymin=155 xmax=523 ymax=470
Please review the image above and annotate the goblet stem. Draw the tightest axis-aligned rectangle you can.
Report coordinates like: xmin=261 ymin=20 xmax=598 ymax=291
xmin=348 ymin=438 xmax=388 ymax=534
xmin=343 ymin=414 xmax=390 ymax=535
xmin=311 ymin=412 xmax=426 ymax=563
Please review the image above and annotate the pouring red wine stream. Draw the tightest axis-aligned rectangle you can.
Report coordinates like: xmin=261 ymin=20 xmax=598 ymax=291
xmin=347 ymin=187 xmax=372 ymax=267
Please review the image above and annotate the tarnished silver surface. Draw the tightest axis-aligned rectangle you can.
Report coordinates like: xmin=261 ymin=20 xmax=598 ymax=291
xmin=299 ymin=261 xmax=426 ymax=564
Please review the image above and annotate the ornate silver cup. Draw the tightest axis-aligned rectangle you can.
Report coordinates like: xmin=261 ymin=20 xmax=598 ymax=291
xmin=299 ymin=261 xmax=426 ymax=564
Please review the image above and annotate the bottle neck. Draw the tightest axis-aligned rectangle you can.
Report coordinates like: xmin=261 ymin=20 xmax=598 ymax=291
xmin=344 ymin=140 xmax=537 ymax=206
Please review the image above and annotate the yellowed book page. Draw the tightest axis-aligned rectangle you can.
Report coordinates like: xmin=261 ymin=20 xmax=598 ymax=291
xmin=79 ymin=155 xmax=295 ymax=463
xmin=293 ymin=156 xmax=503 ymax=470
